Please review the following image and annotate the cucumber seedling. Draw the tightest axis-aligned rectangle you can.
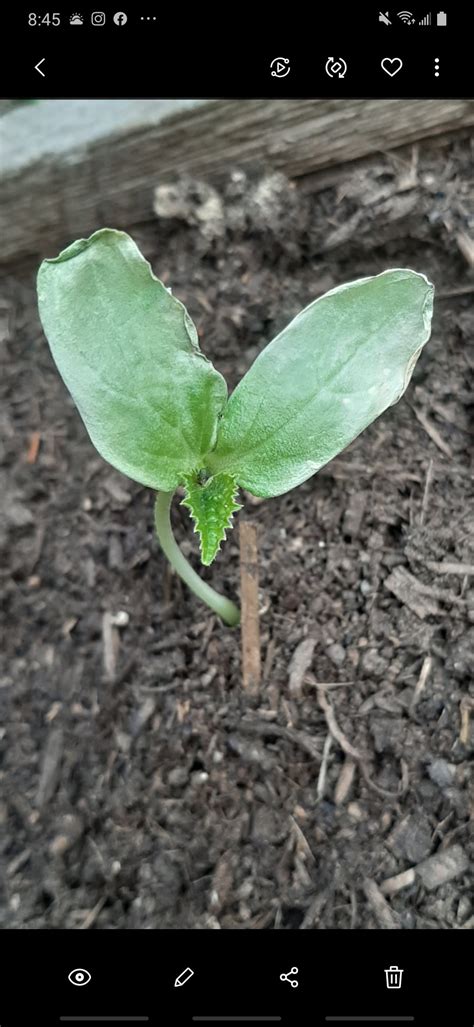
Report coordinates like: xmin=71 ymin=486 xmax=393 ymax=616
xmin=38 ymin=229 xmax=434 ymax=625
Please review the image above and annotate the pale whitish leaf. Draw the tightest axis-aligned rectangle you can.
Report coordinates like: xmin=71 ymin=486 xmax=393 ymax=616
xmin=208 ymin=269 xmax=434 ymax=497
xmin=37 ymin=229 xmax=227 ymax=491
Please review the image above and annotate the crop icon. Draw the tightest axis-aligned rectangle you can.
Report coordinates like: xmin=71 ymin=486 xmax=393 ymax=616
xmin=37 ymin=230 xmax=434 ymax=625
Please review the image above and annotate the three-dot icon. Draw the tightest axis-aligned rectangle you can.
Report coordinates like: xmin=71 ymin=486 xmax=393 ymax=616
xmin=434 ymin=58 xmax=440 ymax=77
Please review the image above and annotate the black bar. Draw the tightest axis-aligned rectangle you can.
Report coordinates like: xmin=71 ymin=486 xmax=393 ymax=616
xmin=13 ymin=47 xmax=470 ymax=99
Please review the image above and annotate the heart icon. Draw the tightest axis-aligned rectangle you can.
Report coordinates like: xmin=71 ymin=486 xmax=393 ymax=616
xmin=381 ymin=57 xmax=403 ymax=76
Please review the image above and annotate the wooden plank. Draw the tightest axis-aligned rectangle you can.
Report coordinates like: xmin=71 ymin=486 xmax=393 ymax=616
xmin=239 ymin=521 xmax=261 ymax=695
xmin=2 ymin=98 xmax=474 ymax=267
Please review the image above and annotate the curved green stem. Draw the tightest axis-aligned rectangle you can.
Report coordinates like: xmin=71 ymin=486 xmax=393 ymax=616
xmin=154 ymin=491 xmax=240 ymax=627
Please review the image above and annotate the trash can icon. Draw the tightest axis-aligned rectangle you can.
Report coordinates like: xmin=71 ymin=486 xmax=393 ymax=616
xmin=385 ymin=965 xmax=404 ymax=989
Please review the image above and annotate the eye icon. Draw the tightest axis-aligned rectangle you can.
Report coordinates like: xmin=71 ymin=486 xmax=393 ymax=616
xmin=68 ymin=968 xmax=91 ymax=986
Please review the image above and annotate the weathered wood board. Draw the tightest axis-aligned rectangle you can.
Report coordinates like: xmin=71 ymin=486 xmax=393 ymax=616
xmin=2 ymin=98 xmax=473 ymax=267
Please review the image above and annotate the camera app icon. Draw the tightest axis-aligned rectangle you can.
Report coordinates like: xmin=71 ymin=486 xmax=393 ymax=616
xmin=68 ymin=968 xmax=92 ymax=986
xmin=91 ymin=11 xmax=106 ymax=25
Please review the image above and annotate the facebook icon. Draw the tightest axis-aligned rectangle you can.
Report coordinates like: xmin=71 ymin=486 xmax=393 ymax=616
xmin=113 ymin=11 xmax=128 ymax=25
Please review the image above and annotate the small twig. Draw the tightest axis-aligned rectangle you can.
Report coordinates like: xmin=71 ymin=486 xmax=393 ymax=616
xmin=410 ymin=655 xmax=433 ymax=714
xmin=460 ymin=696 xmax=474 ymax=746
xmin=239 ymin=521 xmax=261 ymax=695
xmin=26 ymin=430 xmax=41 ymax=464
xmin=438 ymin=285 xmax=474 ymax=298
xmin=317 ymin=732 xmax=333 ymax=799
xmin=79 ymin=893 xmax=108 ymax=930
xmin=317 ymin=688 xmax=361 ymax=761
xmin=240 ymin=716 xmax=322 ymax=760
xmin=410 ymin=404 xmax=453 ymax=458
xmin=420 ymin=458 xmax=434 ymax=526
xmin=426 ymin=561 xmax=474 ymax=576
xmin=317 ymin=687 xmax=408 ymax=799
xmin=305 ymin=674 xmax=355 ymax=690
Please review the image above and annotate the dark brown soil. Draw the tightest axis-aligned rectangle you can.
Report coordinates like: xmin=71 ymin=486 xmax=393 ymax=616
xmin=1 ymin=137 xmax=473 ymax=930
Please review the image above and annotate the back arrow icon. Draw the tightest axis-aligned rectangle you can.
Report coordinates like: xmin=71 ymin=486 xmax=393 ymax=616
xmin=35 ymin=58 xmax=46 ymax=77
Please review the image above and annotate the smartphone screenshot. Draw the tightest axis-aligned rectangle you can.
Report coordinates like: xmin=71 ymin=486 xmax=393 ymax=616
xmin=1 ymin=5 xmax=473 ymax=1026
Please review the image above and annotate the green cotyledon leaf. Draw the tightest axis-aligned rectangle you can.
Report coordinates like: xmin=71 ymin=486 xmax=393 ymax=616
xmin=181 ymin=473 xmax=242 ymax=565
xmin=37 ymin=229 xmax=227 ymax=492
xmin=207 ymin=269 xmax=434 ymax=498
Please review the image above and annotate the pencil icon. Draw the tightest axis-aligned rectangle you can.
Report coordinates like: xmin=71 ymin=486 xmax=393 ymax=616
xmin=174 ymin=967 xmax=194 ymax=988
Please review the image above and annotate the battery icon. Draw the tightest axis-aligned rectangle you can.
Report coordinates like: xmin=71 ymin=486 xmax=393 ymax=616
xmin=437 ymin=11 xmax=447 ymax=25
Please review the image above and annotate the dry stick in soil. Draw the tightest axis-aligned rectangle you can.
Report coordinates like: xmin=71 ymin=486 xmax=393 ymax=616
xmin=37 ymin=229 xmax=435 ymax=626
xmin=239 ymin=521 xmax=261 ymax=694
xmin=317 ymin=687 xmax=408 ymax=800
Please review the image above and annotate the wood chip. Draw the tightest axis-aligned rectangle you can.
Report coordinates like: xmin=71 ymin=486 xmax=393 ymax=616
xmin=210 ymin=852 xmax=235 ymax=913
xmin=384 ymin=565 xmax=439 ymax=620
xmin=380 ymin=868 xmax=416 ymax=896
xmin=342 ymin=491 xmax=367 ymax=539
xmin=334 ymin=757 xmax=356 ymax=806
xmin=300 ymin=891 xmax=328 ymax=929
xmin=410 ymin=655 xmax=433 ymax=713
xmin=460 ymin=697 xmax=474 ymax=747
xmin=26 ymin=430 xmax=41 ymax=464
xmin=103 ymin=476 xmax=132 ymax=504
xmin=130 ymin=697 xmax=156 ymax=738
xmin=426 ymin=561 xmax=474 ymax=576
xmin=415 ymin=845 xmax=469 ymax=890
xmin=288 ymin=637 xmax=316 ymax=698
xmin=35 ymin=727 xmax=64 ymax=808
xmin=239 ymin=521 xmax=261 ymax=695
xmin=456 ymin=229 xmax=474 ymax=268
xmin=363 ymin=878 xmax=399 ymax=929
xmin=102 ymin=611 xmax=120 ymax=681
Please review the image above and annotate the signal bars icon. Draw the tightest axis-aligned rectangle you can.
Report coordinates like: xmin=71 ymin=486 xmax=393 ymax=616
xmin=419 ymin=12 xmax=431 ymax=24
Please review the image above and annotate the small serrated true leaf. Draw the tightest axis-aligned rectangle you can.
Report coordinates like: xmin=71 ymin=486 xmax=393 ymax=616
xmin=207 ymin=269 xmax=434 ymax=498
xmin=37 ymin=229 xmax=227 ymax=492
xmin=181 ymin=473 xmax=242 ymax=565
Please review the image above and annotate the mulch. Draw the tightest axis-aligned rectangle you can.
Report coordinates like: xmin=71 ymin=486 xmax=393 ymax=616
xmin=0 ymin=135 xmax=473 ymax=929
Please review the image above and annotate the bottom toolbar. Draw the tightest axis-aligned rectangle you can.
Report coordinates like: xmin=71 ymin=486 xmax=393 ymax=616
xmin=1 ymin=930 xmax=470 ymax=1026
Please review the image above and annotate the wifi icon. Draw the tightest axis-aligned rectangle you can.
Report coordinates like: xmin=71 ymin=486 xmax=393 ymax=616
xmin=397 ymin=10 xmax=415 ymax=22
